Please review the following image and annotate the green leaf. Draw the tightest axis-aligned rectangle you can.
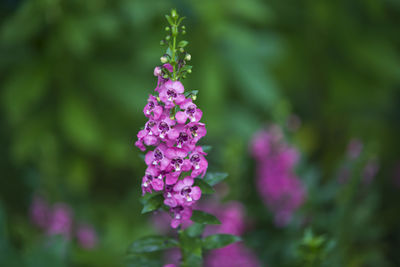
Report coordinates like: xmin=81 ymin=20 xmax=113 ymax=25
xmin=184 ymin=89 xmax=198 ymax=98
xmin=185 ymin=222 xmax=205 ymax=238
xmin=191 ymin=210 xmax=221 ymax=225
xmin=202 ymin=234 xmax=241 ymax=250
xmin=193 ymin=179 xmax=215 ymax=194
xmin=178 ymin=40 xmax=189 ymax=48
xmin=201 ymin=145 xmax=212 ymax=153
xmin=141 ymin=194 xmax=164 ymax=214
xmin=166 ymin=47 xmax=173 ymax=58
xmin=127 ymin=236 xmax=179 ymax=253
xmin=177 ymin=16 xmax=186 ymax=26
xmin=165 ymin=14 xmax=173 ymax=25
xmin=203 ymin=172 xmax=228 ymax=186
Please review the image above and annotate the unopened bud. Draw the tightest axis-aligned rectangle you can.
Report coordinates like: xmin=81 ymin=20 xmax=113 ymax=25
xmin=166 ymin=35 xmax=171 ymax=41
xmin=192 ymin=95 xmax=197 ymax=100
xmin=154 ymin=66 xmax=162 ymax=76
xmin=165 ymin=26 xmax=170 ymax=31
xmin=181 ymin=25 xmax=186 ymax=30
xmin=160 ymin=40 xmax=165 ymax=46
xmin=171 ymin=9 xmax=177 ymax=19
xmin=185 ymin=54 xmax=191 ymax=61
xmin=179 ymin=47 xmax=184 ymax=53
xmin=187 ymin=69 xmax=192 ymax=74
xmin=160 ymin=56 xmax=168 ymax=63
xmin=182 ymin=30 xmax=186 ymax=35
xmin=156 ymin=96 xmax=161 ymax=102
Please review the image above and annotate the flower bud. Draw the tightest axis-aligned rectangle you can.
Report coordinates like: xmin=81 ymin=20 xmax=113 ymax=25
xmin=192 ymin=95 xmax=197 ymax=100
xmin=182 ymin=30 xmax=186 ymax=35
xmin=179 ymin=47 xmax=184 ymax=53
xmin=166 ymin=35 xmax=171 ymax=41
xmin=160 ymin=56 xmax=168 ymax=63
xmin=165 ymin=26 xmax=170 ymax=31
xmin=154 ymin=66 xmax=162 ymax=76
xmin=187 ymin=69 xmax=192 ymax=74
xmin=160 ymin=40 xmax=165 ymax=46
xmin=171 ymin=9 xmax=177 ymax=19
xmin=181 ymin=25 xmax=186 ymax=30
xmin=185 ymin=54 xmax=191 ymax=61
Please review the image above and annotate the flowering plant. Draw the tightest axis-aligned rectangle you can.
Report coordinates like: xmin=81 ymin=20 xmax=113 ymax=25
xmin=128 ymin=9 xmax=240 ymax=267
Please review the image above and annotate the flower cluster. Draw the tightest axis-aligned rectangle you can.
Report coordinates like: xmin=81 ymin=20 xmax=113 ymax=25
xmin=250 ymin=125 xmax=305 ymax=227
xmin=135 ymin=63 xmax=208 ymax=228
xmin=30 ymin=195 xmax=98 ymax=249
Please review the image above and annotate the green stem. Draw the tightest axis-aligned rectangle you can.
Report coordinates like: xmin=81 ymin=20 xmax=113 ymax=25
xmin=172 ymin=33 xmax=177 ymax=80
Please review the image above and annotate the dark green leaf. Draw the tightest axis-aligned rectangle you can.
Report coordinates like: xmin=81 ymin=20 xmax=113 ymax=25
xmin=203 ymin=172 xmax=228 ymax=186
xmin=191 ymin=210 xmax=221 ymax=225
xmin=193 ymin=179 xmax=215 ymax=194
xmin=202 ymin=234 xmax=241 ymax=250
xmin=127 ymin=236 xmax=179 ymax=253
xmin=185 ymin=222 xmax=205 ymax=238
xmin=141 ymin=194 xmax=163 ymax=214
xmin=178 ymin=40 xmax=189 ymax=48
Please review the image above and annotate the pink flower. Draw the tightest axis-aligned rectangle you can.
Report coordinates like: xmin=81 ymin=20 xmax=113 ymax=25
xmin=145 ymin=144 xmax=170 ymax=171
xmin=186 ymin=122 xmax=207 ymax=144
xmin=76 ymin=224 xmax=98 ymax=250
xmin=189 ymin=147 xmax=208 ymax=178
xmin=159 ymin=80 xmax=186 ymax=108
xmin=170 ymin=205 xmax=192 ymax=228
xmin=165 ymin=147 xmax=190 ymax=173
xmin=175 ymin=99 xmax=203 ymax=124
xmin=173 ymin=177 xmax=201 ymax=205
xmin=205 ymin=244 xmax=260 ymax=267
xmin=143 ymin=95 xmax=163 ymax=120
xmin=251 ymin=127 xmax=305 ymax=227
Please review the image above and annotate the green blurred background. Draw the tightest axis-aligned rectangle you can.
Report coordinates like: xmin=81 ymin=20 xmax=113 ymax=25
xmin=1 ymin=0 xmax=400 ymax=266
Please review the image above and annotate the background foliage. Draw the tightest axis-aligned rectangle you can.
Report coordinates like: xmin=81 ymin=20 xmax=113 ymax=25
xmin=1 ymin=0 xmax=399 ymax=266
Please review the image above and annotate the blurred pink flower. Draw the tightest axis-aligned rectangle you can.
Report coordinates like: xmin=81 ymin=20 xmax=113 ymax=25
xmin=251 ymin=126 xmax=306 ymax=227
xmin=47 ymin=203 xmax=73 ymax=239
xmin=76 ymin=224 xmax=98 ymax=249
xmin=30 ymin=195 xmax=51 ymax=229
xmin=205 ymin=243 xmax=260 ymax=267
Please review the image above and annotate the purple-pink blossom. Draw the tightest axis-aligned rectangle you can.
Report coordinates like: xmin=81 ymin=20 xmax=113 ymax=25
xmin=29 ymin=195 xmax=98 ymax=249
xmin=250 ymin=126 xmax=306 ymax=227
xmin=76 ymin=224 xmax=98 ymax=249
xmin=135 ymin=66 xmax=208 ymax=228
